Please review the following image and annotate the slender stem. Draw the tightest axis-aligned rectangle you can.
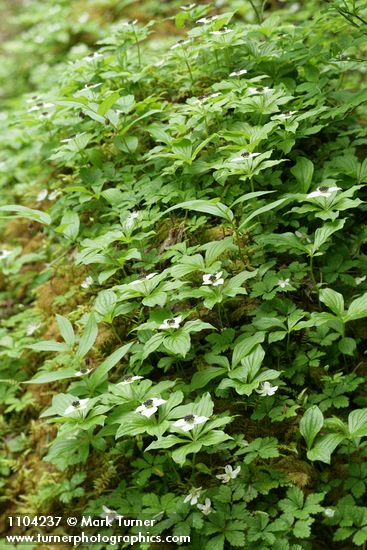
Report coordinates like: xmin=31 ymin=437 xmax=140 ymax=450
xmin=309 ymin=254 xmax=317 ymax=288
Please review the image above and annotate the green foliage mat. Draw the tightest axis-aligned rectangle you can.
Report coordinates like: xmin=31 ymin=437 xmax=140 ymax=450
xmin=1 ymin=0 xmax=367 ymax=548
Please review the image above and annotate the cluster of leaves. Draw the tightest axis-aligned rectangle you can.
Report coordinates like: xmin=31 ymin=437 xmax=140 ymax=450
xmin=1 ymin=0 xmax=367 ymax=548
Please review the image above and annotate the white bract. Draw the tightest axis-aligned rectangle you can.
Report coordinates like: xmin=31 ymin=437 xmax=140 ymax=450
xmin=184 ymin=487 xmax=202 ymax=505
xmin=100 ymin=505 xmax=122 ymax=523
xmin=256 ymin=382 xmax=278 ymax=396
xmin=277 ymin=278 xmax=290 ymax=288
xmin=231 ymin=151 xmax=261 ymax=162
xmin=248 ymin=86 xmax=273 ymax=94
xmin=196 ymin=92 xmax=221 ymax=103
xmin=229 ymin=69 xmax=248 ymax=77
xmin=216 ymin=464 xmax=241 ymax=483
xmin=75 ymin=368 xmax=92 ymax=377
xmin=181 ymin=3 xmax=196 ymax=10
xmin=210 ymin=27 xmax=233 ymax=35
xmin=202 ymin=272 xmax=224 ymax=286
xmin=171 ymin=39 xmax=190 ymax=50
xmin=124 ymin=210 xmax=139 ymax=230
xmin=135 ymin=398 xmax=167 ymax=417
xmin=197 ymin=498 xmax=212 ymax=515
xmin=306 ymin=186 xmax=341 ymax=199
xmin=159 ymin=316 xmax=182 ymax=329
xmin=81 ymin=276 xmax=93 ymax=289
xmin=64 ymin=398 xmax=90 ymax=416
xmin=37 ymin=189 xmax=48 ymax=202
xmin=117 ymin=374 xmax=143 ymax=386
xmin=0 ymin=250 xmax=12 ymax=260
xmin=174 ymin=414 xmax=209 ymax=432
xmin=26 ymin=323 xmax=40 ymax=336
xmin=196 ymin=15 xmax=219 ymax=24
xmin=129 ymin=273 xmax=157 ymax=285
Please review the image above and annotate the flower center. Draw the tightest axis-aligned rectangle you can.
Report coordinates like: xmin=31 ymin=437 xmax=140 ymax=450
xmin=144 ymin=399 xmax=154 ymax=408
xmin=255 ymin=87 xmax=264 ymax=92
xmin=241 ymin=152 xmax=250 ymax=158
xmin=167 ymin=319 xmax=176 ymax=326
xmin=72 ymin=400 xmax=80 ymax=408
xmin=184 ymin=414 xmax=195 ymax=423
xmin=208 ymin=274 xmax=217 ymax=282
xmin=319 ymin=186 xmax=329 ymax=192
xmin=80 ymin=368 xmax=88 ymax=374
xmin=123 ymin=375 xmax=133 ymax=381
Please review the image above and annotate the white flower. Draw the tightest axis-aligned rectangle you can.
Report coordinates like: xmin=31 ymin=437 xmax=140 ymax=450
xmin=171 ymin=39 xmax=190 ymax=50
xmin=216 ymin=464 xmax=241 ymax=483
xmin=64 ymin=398 xmax=90 ymax=416
xmin=174 ymin=414 xmax=209 ymax=432
xmin=135 ymin=398 xmax=167 ymax=417
xmin=196 ymin=15 xmax=219 ymax=24
xmin=306 ymin=186 xmax=342 ymax=199
xmin=75 ymin=368 xmax=92 ymax=377
xmin=101 ymin=505 xmax=122 ymax=523
xmin=0 ymin=250 xmax=12 ymax=260
xmin=184 ymin=487 xmax=202 ymax=505
xmin=129 ymin=273 xmax=157 ymax=285
xmin=85 ymin=52 xmax=102 ymax=61
xmin=122 ymin=19 xmax=138 ymax=26
xmin=256 ymin=382 xmax=278 ymax=397
xmin=78 ymin=13 xmax=89 ymax=24
xmin=355 ymin=275 xmax=366 ymax=285
xmin=117 ymin=374 xmax=143 ymax=386
xmin=277 ymin=278 xmax=290 ymax=288
xmin=202 ymin=272 xmax=224 ymax=286
xmin=124 ymin=210 xmax=139 ymax=229
xmin=36 ymin=189 xmax=48 ymax=202
xmin=181 ymin=3 xmax=196 ymax=10
xmin=229 ymin=69 xmax=248 ymax=77
xmin=83 ymin=83 xmax=101 ymax=90
xmin=159 ymin=316 xmax=182 ymax=329
xmin=277 ymin=110 xmax=297 ymax=119
xmin=48 ymin=190 xmax=60 ymax=200
xmin=196 ymin=92 xmax=221 ymax=103
xmin=231 ymin=151 xmax=261 ymax=162
xmin=81 ymin=276 xmax=93 ymax=289
xmin=26 ymin=323 xmax=40 ymax=336
xmin=210 ymin=27 xmax=233 ymax=35
xmin=324 ymin=508 xmax=335 ymax=518
xmin=197 ymin=498 xmax=212 ymax=515
xmin=248 ymin=86 xmax=273 ymax=94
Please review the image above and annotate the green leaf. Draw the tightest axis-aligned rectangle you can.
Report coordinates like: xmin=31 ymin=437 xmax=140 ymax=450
xmin=311 ymin=219 xmax=345 ymax=253
xmin=0 ymin=205 xmax=51 ymax=225
xmin=28 ymin=341 xmax=70 ymax=353
xmin=25 ymin=369 xmax=77 ymax=384
xmin=232 ymin=333 xmax=265 ymax=367
xmin=300 ymin=406 xmax=324 ymax=450
xmin=190 ymin=367 xmax=227 ymax=390
xmin=89 ymin=342 xmax=133 ymax=388
xmin=338 ymin=337 xmax=356 ymax=356
xmin=163 ymin=331 xmax=191 ymax=357
xmin=165 ymin=199 xmax=234 ymax=222
xmin=57 ymin=210 xmax=80 ymax=240
xmin=56 ymin=314 xmax=75 ymax=347
xmin=319 ymin=288 xmax=344 ymax=317
xmin=345 ymin=293 xmax=367 ymax=322
xmin=291 ymin=157 xmax=314 ymax=193
xmin=307 ymin=433 xmax=344 ymax=463
xmin=238 ymin=198 xmax=286 ymax=232
xmin=97 ymin=91 xmax=120 ymax=116
xmin=348 ymin=409 xmax=367 ymax=438
xmin=76 ymin=314 xmax=98 ymax=358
